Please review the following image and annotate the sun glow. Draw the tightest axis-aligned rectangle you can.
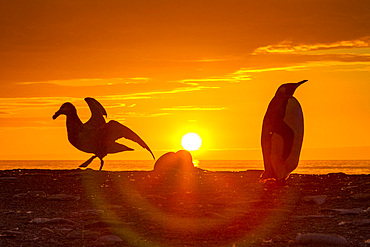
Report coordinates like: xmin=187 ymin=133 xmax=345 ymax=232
xmin=181 ymin=133 xmax=202 ymax=151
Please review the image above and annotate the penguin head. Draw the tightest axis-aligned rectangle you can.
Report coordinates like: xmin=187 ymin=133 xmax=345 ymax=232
xmin=53 ymin=102 xmax=77 ymax=119
xmin=276 ymin=80 xmax=307 ymax=97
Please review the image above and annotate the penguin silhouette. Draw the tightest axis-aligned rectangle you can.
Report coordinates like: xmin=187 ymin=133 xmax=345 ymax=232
xmin=261 ymin=80 xmax=307 ymax=184
xmin=53 ymin=97 xmax=155 ymax=170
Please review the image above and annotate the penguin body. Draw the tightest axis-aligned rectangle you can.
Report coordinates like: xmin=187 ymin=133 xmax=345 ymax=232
xmin=261 ymin=80 xmax=306 ymax=182
xmin=53 ymin=97 xmax=155 ymax=170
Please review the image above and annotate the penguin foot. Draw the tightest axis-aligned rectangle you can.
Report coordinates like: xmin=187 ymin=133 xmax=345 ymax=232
xmin=259 ymin=177 xmax=288 ymax=189
xmin=276 ymin=178 xmax=287 ymax=187
xmin=99 ymin=158 xmax=104 ymax=171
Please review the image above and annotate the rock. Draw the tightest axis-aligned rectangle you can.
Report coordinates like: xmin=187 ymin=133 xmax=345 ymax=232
xmin=319 ymin=208 xmax=364 ymax=215
xmin=262 ymin=238 xmax=273 ymax=243
xmin=45 ymin=218 xmax=77 ymax=225
xmin=350 ymin=193 xmax=370 ymax=201
xmin=57 ymin=228 xmax=74 ymax=235
xmin=153 ymin=150 xmax=195 ymax=174
xmin=13 ymin=193 xmax=28 ymax=198
xmin=204 ymin=211 xmax=224 ymax=218
xmin=28 ymin=191 xmax=47 ymax=198
xmin=13 ymin=193 xmax=27 ymax=198
xmin=84 ymin=220 xmax=132 ymax=229
xmin=82 ymin=209 xmax=104 ymax=214
xmin=95 ymin=235 xmax=123 ymax=245
xmin=30 ymin=218 xmax=50 ymax=224
xmin=342 ymin=185 xmax=358 ymax=190
xmin=292 ymin=215 xmax=334 ymax=219
xmin=67 ymin=230 xmax=100 ymax=240
xmin=302 ymin=195 xmax=327 ymax=205
xmin=0 ymin=210 xmax=15 ymax=215
xmin=86 ymin=231 xmax=102 ymax=240
xmin=72 ymin=209 xmax=104 ymax=218
xmin=39 ymin=227 xmax=55 ymax=236
xmin=1 ymin=230 xmax=24 ymax=236
xmin=13 ymin=191 xmax=46 ymax=199
xmin=339 ymin=219 xmax=370 ymax=226
xmin=295 ymin=233 xmax=347 ymax=245
xmin=0 ymin=177 xmax=18 ymax=181
xmin=30 ymin=217 xmax=77 ymax=225
xmin=365 ymin=207 xmax=370 ymax=215
xmin=46 ymin=194 xmax=80 ymax=201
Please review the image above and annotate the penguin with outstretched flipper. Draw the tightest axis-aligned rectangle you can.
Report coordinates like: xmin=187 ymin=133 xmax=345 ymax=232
xmin=53 ymin=97 xmax=155 ymax=170
xmin=261 ymin=80 xmax=307 ymax=184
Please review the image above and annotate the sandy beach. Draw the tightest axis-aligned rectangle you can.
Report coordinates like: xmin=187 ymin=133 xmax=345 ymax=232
xmin=0 ymin=168 xmax=369 ymax=246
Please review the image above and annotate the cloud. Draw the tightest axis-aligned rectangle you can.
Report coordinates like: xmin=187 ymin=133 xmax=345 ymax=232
xmin=112 ymin=112 xmax=170 ymax=120
xmin=303 ymin=60 xmax=370 ymax=72
xmin=179 ymin=72 xmax=251 ymax=85
xmin=253 ymin=37 xmax=370 ymax=54
xmin=0 ymin=97 xmax=76 ymax=111
xmin=234 ymin=65 xmax=309 ymax=74
xmin=105 ymin=85 xmax=220 ymax=99
xmin=18 ymin=78 xmax=149 ymax=87
xmin=162 ymin=106 xmax=227 ymax=111
xmin=224 ymin=59 xmax=370 ymax=82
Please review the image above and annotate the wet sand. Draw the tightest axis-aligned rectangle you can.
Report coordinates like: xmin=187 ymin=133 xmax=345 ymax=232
xmin=0 ymin=168 xmax=369 ymax=246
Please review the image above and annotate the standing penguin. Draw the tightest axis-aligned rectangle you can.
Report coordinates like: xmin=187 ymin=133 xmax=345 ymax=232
xmin=261 ymin=80 xmax=307 ymax=184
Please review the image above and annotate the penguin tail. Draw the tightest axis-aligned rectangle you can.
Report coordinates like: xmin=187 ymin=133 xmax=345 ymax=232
xmin=79 ymin=155 xmax=97 ymax=168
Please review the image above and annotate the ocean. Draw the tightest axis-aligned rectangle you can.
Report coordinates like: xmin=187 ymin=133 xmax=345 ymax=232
xmin=0 ymin=160 xmax=369 ymax=175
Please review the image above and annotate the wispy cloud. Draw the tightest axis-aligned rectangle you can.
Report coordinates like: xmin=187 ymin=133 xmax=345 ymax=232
xmin=105 ymin=85 xmax=219 ymax=99
xmin=162 ymin=106 xmax=227 ymax=111
xmin=0 ymin=96 xmax=77 ymax=116
xmin=17 ymin=78 xmax=149 ymax=87
xmin=225 ymin=59 xmax=370 ymax=81
xmin=303 ymin=60 xmax=370 ymax=72
xmin=234 ymin=65 xmax=309 ymax=74
xmin=179 ymin=72 xmax=251 ymax=85
xmin=253 ymin=37 xmax=370 ymax=54
xmin=111 ymin=112 xmax=170 ymax=120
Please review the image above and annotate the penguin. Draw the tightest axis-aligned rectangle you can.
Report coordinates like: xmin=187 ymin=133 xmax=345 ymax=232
xmin=260 ymin=80 xmax=307 ymax=184
xmin=53 ymin=97 xmax=155 ymax=170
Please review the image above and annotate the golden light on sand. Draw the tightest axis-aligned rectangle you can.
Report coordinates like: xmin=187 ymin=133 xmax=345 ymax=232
xmin=181 ymin=132 xmax=202 ymax=151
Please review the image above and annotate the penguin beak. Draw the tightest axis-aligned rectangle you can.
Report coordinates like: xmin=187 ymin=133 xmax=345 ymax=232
xmin=297 ymin=80 xmax=307 ymax=87
xmin=52 ymin=111 xmax=61 ymax=120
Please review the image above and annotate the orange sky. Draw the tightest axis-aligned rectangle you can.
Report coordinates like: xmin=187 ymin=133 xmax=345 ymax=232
xmin=0 ymin=0 xmax=369 ymax=160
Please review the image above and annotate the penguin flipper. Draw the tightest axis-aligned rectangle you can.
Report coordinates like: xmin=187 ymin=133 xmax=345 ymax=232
xmin=261 ymin=122 xmax=294 ymax=181
xmin=105 ymin=120 xmax=155 ymax=159
xmin=84 ymin=98 xmax=107 ymax=128
xmin=261 ymin=130 xmax=275 ymax=180
xmin=275 ymin=122 xmax=294 ymax=161
xmin=106 ymin=142 xmax=134 ymax=154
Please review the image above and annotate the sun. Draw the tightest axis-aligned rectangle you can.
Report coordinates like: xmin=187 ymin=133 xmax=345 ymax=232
xmin=181 ymin=132 xmax=202 ymax=151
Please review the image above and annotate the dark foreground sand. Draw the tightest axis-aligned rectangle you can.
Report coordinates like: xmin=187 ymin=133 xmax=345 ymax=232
xmin=0 ymin=168 xmax=369 ymax=246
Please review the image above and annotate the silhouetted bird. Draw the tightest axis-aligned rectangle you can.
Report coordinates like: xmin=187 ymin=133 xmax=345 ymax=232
xmin=53 ymin=97 xmax=155 ymax=170
xmin=261 ymin=80 xmax=307 ymax=184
